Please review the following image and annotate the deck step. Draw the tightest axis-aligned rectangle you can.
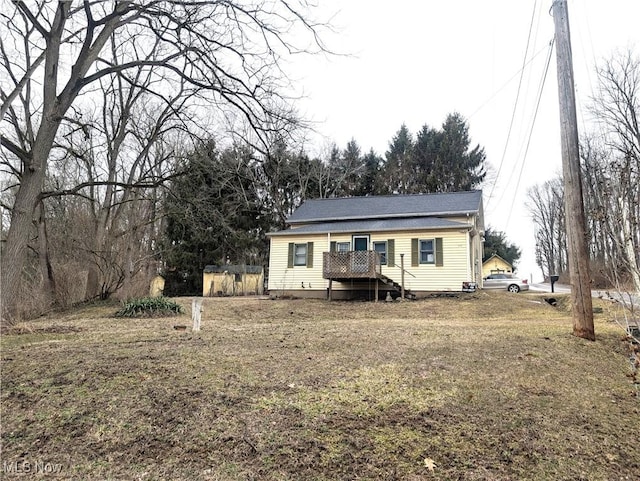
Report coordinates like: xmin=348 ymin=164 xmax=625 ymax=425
xmin=378 ymin=274 xmax=416 ymax=300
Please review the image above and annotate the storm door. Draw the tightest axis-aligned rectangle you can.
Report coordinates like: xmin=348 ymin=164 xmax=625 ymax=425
xmin=352 ymin=235 xmax=370 ymax=273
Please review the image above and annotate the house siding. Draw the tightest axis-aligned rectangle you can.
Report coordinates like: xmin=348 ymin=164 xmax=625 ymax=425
xmin=376 ymin=230 xmax=470 ymax=292
xmin=268 ymin=228 xmax=474 ymax=295
xmin=268 ymin=233 xmax=329 ymax=295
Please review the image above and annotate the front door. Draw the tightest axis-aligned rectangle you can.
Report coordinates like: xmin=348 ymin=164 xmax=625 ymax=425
xmin=353 ymin=235 xmax=369 ymax=252
xmin=352 ymin=235 xmax=369 ymax=273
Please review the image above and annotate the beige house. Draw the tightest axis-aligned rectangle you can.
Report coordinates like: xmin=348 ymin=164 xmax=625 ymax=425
xmin=267 ymin=191 xmax=485 ymax=299
xmin=482 ymin=254 xmax=513 ymax=278
xmin=202 ymin=265 xmax=264 ymax=297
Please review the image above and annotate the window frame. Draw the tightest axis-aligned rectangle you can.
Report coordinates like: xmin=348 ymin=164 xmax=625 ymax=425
xmin=336 ymin=242 xmax=350 ymax=252
xmin=419 ymin=239 xmax=435 ymax=264
xmin=372 ymin=241 xmax=387 ymax=265
xmin=293 ymin=243 xmax=307 ymax=266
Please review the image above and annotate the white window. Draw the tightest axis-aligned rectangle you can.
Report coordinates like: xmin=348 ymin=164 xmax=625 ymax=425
xmin=373 ymin=241 xmax=387 ymax=265
xmin=337 ymin=242 xmax=350 ymax=252
xmin=420 ymin=239 xmax=435 ymax=264
xmin=294 ymin=243 xmax=307 ymax=266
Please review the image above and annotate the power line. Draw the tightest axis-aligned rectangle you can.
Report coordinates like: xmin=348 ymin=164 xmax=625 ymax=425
xmin=468 ymin=44 xmax=550 ymax=121
xmin=497 ymin=36 xmax=555 ymax=208
xmin=505 ymin=37 xmax=556 ymax=228
xmin=487 ymin=1 xmax=539 ymax=206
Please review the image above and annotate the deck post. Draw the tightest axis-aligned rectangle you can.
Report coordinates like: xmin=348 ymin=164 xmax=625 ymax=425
xmin=328 ymin=278 xmax=333 ymax=301
xmin=375 ymin=277 xmax=379 ymax=302
xmin=400 ymin=254 xmax=405 ymax=301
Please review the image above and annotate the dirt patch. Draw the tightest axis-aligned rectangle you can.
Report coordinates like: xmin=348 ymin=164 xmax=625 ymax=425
xmin=9 ymin=324 xmax=83 ymax=335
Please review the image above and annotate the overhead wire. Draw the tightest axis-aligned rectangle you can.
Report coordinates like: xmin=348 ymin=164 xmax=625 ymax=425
xmin=486 ymin=0 xmax=539 ymax=207
xmin=468 ymin=43 xmax=550 ymax=121
xmin=575 ymin=1 xmax=609 ymax=144
xmin=498 ymin=33 xmax=555 ymax=205
xmin=505 ymin=36 xmax=555 ymax=228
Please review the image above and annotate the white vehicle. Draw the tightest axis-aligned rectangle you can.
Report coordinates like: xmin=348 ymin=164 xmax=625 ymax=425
xmin=483 ymin=274 xmax=529 ymax=293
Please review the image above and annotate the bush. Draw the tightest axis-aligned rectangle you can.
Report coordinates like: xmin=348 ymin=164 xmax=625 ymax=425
xmin=115 ymin=297 xmax=184 ymax=318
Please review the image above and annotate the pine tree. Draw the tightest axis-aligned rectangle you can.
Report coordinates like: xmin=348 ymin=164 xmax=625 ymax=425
xmin=382 ymin=124 xmax=414 ymax=194
xmin=162 ymin=142 xmax=267 ymax=294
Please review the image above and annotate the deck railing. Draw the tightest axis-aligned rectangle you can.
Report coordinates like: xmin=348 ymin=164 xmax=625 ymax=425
xmin=322 ymin=251 xmax=381 ymax=279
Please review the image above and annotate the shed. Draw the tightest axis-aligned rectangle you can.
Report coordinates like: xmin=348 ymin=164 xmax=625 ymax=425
xmin=149 ymin=275 xmax=165 ymax=297
xmin=482 ymin=254 xmax=513 ymax=277
xmin=203 ymin=265 xmax=264 ymax=297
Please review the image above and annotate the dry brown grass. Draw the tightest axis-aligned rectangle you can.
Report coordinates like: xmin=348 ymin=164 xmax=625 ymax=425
xmin=1 ymin=291 xmax=638 ymax=480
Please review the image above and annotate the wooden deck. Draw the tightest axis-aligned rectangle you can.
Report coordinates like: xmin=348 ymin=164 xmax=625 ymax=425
xmin=322 ymin=251 xmax=382 ymax=280
xmin=323 ymin=251 xmax=415 ymax=300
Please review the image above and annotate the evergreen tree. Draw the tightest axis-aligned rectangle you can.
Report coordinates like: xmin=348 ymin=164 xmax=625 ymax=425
xmin=414 ymin=124 xmax=442 ymax=192
xmin=381 ymin=124 xmax=414 ymax=194
xmin=379 ymin=114 xmax=486 ymax=194
xmin=328 ymin=140 xmax=363 ymax=197
xmin=483 ymin=228 xmax=522 ymax=270
xmin=258 ymin=138 xmax=319 ymax=227
xmin=437 ymin=113 xmax=486 ymax=192
xmin=355 ymin=149 xmax=383 ymax=196
xmin=162 ymin=141 xmax=267 ymax=294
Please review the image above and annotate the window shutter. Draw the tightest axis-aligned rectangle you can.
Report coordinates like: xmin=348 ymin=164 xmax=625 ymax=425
xmin=387 ymin=239 xmax=395 ymax=267
xmin=435 ymin=237 xmax=443 ymax=266
xmin=307 ymin=242 xmax=314 ymax=268
xmin=330 ymin=241 xmax=336 ymax=252
xmin=411 ymin=238 xmax=419 ymax=267
xmin=287 ymin=243 xmax=294 ymax=268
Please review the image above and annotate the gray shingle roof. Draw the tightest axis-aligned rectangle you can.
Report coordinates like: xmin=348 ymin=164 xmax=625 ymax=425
xmin=268 ymin=216 xmax=470 ymax=236
xmin=286 ymin=190 xmax=483 ymax=224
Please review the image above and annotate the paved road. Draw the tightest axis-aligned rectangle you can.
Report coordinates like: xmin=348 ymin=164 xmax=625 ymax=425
xmin=530 ymin=282 xmax=570 ymax=293
xmin=531 ymin=283 xmax=639 ymax=306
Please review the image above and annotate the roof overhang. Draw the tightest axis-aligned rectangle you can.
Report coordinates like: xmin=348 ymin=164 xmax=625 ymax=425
xmin=267 ymin=217 xmax=474 ymax=237
xmin=287 ymin=209 xmax=479 ymax=225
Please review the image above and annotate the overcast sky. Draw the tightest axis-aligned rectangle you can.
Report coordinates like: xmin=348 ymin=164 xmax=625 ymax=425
xmin=287 ymin=0 xmax=640 ymax=281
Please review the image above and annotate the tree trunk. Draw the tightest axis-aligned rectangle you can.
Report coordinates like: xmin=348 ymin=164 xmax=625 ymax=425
xmin=37 ymin=203 xmax=56 ymax=305
xmin=1 ymin=168 xmax=45 ymax=324
xmin=620 ymin=200 xmax=640 ymax=293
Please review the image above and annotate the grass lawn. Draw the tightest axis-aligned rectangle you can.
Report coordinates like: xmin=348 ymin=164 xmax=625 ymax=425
xmin=1 ymin=291 xmax=638 ymax=480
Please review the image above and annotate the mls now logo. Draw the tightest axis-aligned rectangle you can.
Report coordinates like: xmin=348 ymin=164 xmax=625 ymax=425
xmin=3 ymin=459 xmax=63 ymax=475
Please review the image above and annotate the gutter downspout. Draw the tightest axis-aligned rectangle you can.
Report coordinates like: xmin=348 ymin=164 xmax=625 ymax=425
xmin=465 ymin=213 xmax=472 ymax=283
xmin=327 ymin=232 xmax=331 ymax=290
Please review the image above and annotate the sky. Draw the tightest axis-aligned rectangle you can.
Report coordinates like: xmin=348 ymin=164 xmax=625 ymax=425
xmin=286 ymin=0 xmax=640 ymax=282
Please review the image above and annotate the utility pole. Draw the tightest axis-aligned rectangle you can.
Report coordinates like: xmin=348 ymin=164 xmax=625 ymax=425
xmin=551 ymin=0 xmax=595 ymax=340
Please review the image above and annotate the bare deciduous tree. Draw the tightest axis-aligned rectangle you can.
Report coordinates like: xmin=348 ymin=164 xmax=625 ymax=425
xmin=528 ymin=50 xmax=640 ymax=293
xmin=1 ymin=0 xmax=327 ymax=323
xmin=527 ymin=178 xmax=566 ymax=281
xmin=589 ymin=50 xmax=640 ymax=292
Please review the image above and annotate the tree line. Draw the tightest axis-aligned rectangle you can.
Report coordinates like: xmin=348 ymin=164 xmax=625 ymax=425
xmin=527 ymin=50 xmax=640 ymax=292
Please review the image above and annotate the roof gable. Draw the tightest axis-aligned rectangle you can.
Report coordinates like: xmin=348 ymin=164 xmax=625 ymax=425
xmin=286 ymin=190 xmax=483 ymax=224
xmin=482 ymin=254 xmax=512 ymax=268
